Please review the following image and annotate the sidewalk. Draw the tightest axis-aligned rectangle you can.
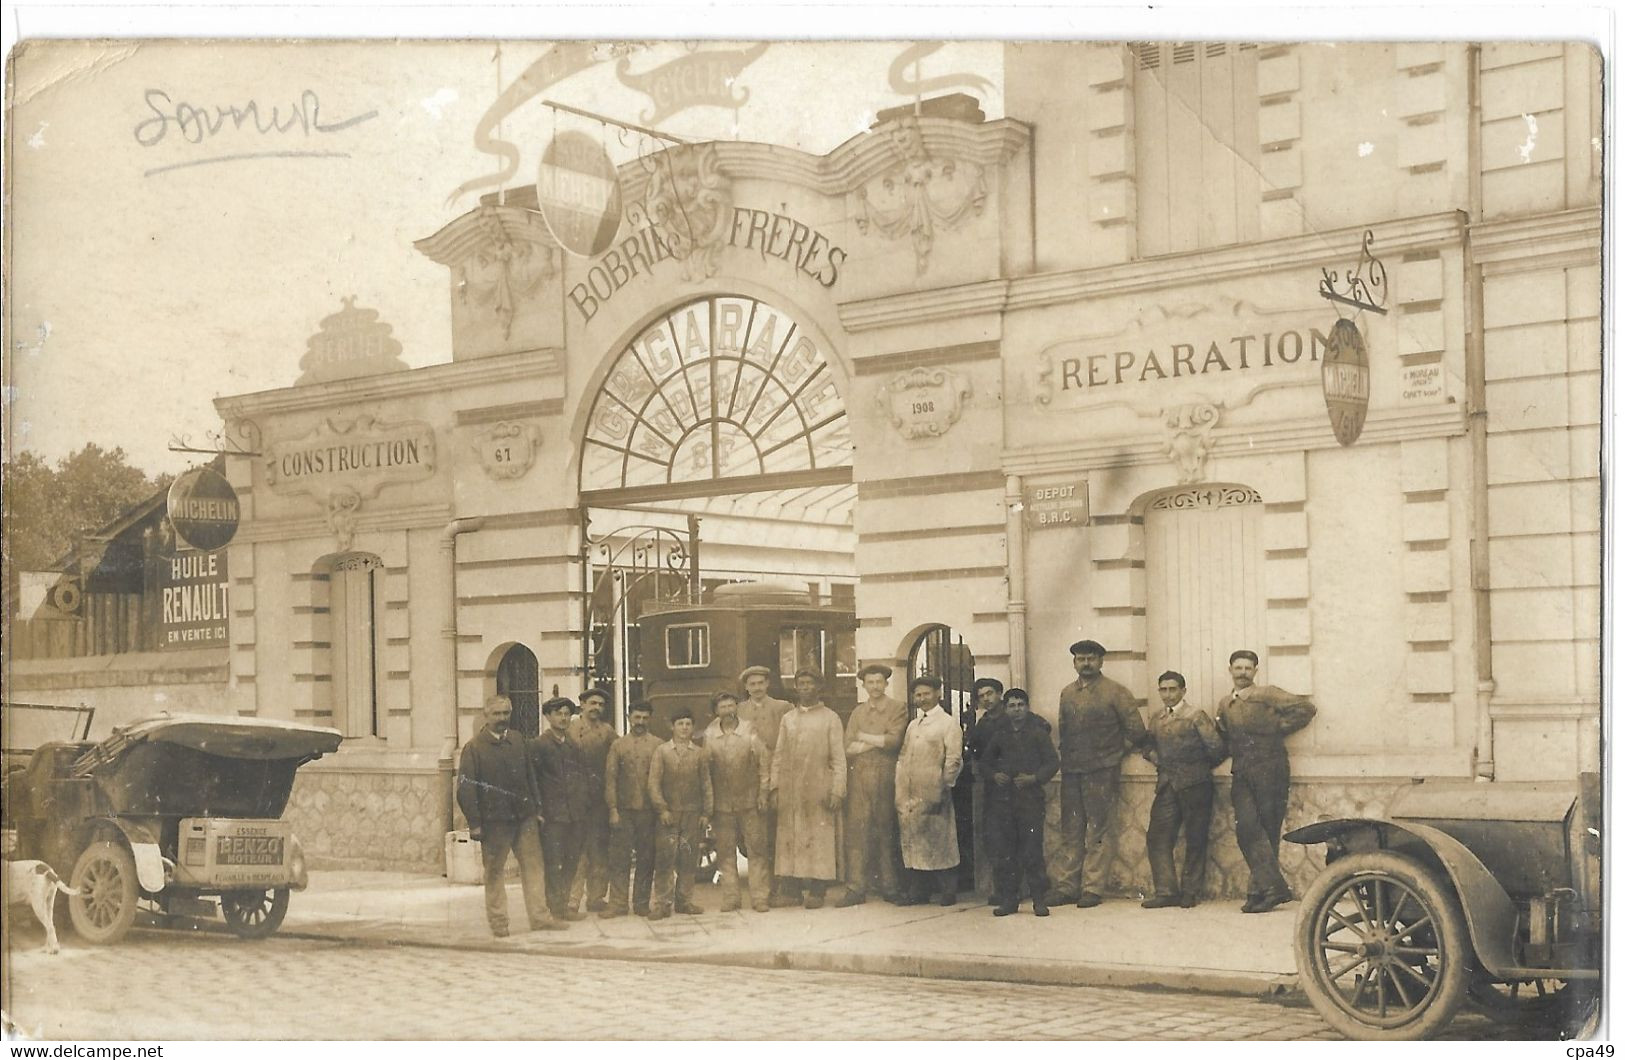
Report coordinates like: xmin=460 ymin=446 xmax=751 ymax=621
xmin=282 ymin=870 xmax=1302 ymax=998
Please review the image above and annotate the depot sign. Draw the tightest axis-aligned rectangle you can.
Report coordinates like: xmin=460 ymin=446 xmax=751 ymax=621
xmin=1025 ymin=481 xmax=1088 ymax=530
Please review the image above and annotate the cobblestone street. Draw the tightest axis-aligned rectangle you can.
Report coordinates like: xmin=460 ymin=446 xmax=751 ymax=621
xmin=1 ymin=928 xmax=1521 ymax=1042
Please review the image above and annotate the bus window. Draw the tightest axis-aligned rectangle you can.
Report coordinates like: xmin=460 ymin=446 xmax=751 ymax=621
xmin=666 ymin=623 xmax=711 ymax=669
xmin=834 ymin=626 xmax=857 ymax=680
xmin=779 ymin=626 xmax=824 ymax=679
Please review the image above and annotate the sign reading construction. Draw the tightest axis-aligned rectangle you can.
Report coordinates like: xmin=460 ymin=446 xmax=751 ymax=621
xmin=160 ymin=549 xmax=229 ymax=649
xmin=264 ymin=415 xmax=437 ymax=500
xmin=537 ymin=130 xmax=624 ymax=257
xmin=167 ymin=467 xmax=240 ymax=551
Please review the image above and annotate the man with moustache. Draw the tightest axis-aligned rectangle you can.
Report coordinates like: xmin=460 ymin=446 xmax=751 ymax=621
xmin=532 ymin=696 xmax=591 ymax=920
xmin=1216 ymin=650 xmax=1317 ymax=913
xmin=601 ymin=701 xmax=663 ymax=918
xmin=835 ymin=663 xmax=907 ymax=908
xmin=1054 ymin=639 xmax=1147 ymax=908
xmin=567 ymin=687 xmax=616 ymax=915
xmin=703 ymin=690 xmax=772 ymax=912
xmin=455 ymin=694 xmax=565 ymax=937
xmin=768 ymin=669 xmax=846 ymax=909
xmin=739 ymin=665 xmax=794 ymax=900
xmin=648 ymin=708 xmax=712 ymax=920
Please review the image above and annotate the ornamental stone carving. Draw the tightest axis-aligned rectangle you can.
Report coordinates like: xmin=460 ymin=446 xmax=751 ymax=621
xmin=1162 ymin=402 xmax=1221 ymax=484
xmin=634 ymin=142 xmax=733 ymax=282
xmin=854 ymin=118 xmax=988 ymax=276
xmin=876 ymin=366 xmax=972 ymax=440
xmin=474 ymin=421 xmax=542 ymax=480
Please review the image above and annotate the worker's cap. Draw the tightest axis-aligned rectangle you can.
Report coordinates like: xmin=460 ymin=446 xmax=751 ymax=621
xmin=857 ymin=663 xmax=893 ymax=680
xmin=738 ymin=665 xmax=774 ymax=684
xmin=1069 ymin=639 xmax=1107 ymax=657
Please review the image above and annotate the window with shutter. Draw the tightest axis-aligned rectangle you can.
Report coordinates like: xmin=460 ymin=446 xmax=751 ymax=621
xmin=1132 ymin=41 xmax=1263 ymax=256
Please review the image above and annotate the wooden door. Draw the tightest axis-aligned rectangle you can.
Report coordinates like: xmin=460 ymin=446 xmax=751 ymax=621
xmin=1143 ymin=486 xmax=1267 ymax=715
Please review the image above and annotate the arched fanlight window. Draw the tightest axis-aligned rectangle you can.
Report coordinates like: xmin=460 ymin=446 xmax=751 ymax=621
xmin=580 ymin=296 xmax=851 ymax=496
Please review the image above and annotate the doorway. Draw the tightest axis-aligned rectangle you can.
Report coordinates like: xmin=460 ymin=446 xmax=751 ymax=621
xmin=1142 ymin=485 xmax=1267 ymax=712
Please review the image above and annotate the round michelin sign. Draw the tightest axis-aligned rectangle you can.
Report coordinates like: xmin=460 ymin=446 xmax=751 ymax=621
xmin=168 ymin=467 xmax=240 ymax=552
xmin=1321 ymin=317 xmax=1371 ymax=447
xmin=537 ymin=130 xmax=624 ymax=257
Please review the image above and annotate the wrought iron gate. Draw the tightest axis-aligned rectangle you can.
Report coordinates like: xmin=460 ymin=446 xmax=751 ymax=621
xmin=579 ymin=512 xmax=700 ymax=732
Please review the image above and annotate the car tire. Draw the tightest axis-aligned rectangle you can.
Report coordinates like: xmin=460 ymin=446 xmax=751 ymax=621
xmin=220 ymin=887 xmax=289 ymax=939
xmin=1294 ymin=850 xmax=1471 ymax=1041
xmin=68 ymin=839 xmax=140 ymax=945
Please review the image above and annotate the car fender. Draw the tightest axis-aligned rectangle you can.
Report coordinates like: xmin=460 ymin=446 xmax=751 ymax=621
xmin=99 ymin=818 xmax=169 ymax=893
xmin=1286 ymin=817 xmax=1520 ymax=978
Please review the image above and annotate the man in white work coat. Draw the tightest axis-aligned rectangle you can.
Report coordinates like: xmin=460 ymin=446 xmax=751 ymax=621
xmin=895 ymin=675 xmax=964 ymax=906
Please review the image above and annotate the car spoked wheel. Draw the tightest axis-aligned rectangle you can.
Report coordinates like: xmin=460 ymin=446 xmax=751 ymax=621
xmin=68 ymin=839 xmax=141 ymax=944
xmin=1294 ymin=852 xmax=1470 ymax=1040
xmin=220 ymin=887 xmax=289 ymax=939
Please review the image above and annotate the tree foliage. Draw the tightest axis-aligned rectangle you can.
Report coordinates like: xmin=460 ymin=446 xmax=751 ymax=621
xmin=4 ymin=445 xmax=172 ymax=571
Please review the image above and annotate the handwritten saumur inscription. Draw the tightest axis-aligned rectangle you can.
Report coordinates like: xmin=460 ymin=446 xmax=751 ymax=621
xmin=134 ymin=89 xmax=377 ymax=175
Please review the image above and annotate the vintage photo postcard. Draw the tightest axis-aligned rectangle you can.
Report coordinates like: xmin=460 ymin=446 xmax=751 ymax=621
xmin=1 ymin=26 xmax=1607 ymax=1046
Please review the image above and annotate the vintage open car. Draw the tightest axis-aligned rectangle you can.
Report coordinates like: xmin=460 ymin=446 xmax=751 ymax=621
xmin=1284 ymin=773 xmax=1602 ymax=1041
xmin=2 ymin=712 xmax=340 ymax=944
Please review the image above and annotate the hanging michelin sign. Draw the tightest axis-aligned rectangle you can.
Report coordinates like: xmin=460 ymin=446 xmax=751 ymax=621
xmin=1320 ymin=317 xmax=1371 ymax=446
xmin=537 ymin=129 xmax=624 ymax=257
xmin=168 ymin=467 xmax=240 ymax=552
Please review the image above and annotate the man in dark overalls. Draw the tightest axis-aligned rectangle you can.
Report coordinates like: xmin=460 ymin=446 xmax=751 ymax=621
xmin=983 ymin=688 xmax=1059 ymax=917
xmin=1215 ymin=650 xmax=1317 ymax=913
xmin=532 ymin=696 xmax=591 ymax=920
xmin=1054 ymin=639 xmax=1147 ymax=907
xmin=1140 ymin=671 xmax=1223 ymax=908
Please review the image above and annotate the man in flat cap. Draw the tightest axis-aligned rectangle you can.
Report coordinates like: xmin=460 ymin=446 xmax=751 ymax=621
xmin=739 ymin=664 xmax=794 ymax=900
xmin=983 ymin=688 xmax=1059 ymax=916
xmin=965 ymin=676 xmax=1008 ymax=901
xmin=836 ymin=663 xmax=907 ymax=907
xmin=567 ymin=686 xmax=616 ymax=915
xmin=648 ymin=708 xmax=712 ymax=920
xmin=601 ymin=701 xmax=662 ymax=918
xmin=738 ymin=665 xmax=793 ymax=753
xmin=1216 ymin=650 xmax=1316 ymax=913
xmin=1054 ymin=639 xmax=1147 ymax=908
xmin=768 ymin=668 xmax=846 ymax=908
xmin=532 ymin=696 xmax=591 ymax=920
xmin=896 ymin=675 xmax=964 ymax=905
xmin=702 ymin=690 xmax=772 ymax=912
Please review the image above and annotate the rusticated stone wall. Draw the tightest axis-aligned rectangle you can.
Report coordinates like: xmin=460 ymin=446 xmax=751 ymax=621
xmin=1043 ymin=775 xmax=1414 ymax=900
xmin=284 ymin=768 xmax=443 ymax=872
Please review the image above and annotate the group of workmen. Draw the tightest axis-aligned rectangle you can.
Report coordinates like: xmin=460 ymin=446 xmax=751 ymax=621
xmin=455 ymin=638 xmax=1315 ymax=938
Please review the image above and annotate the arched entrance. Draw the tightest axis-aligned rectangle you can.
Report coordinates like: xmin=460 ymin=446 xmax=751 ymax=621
xmin=495 ymin=643 xmax=541 ymax=737
xmin=903 ymin=622 xmax=978 ymax=890
xmin=577 ymin=293 xmax=856 ymax=727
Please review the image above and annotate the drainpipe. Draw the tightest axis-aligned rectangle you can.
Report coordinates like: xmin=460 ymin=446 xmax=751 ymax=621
xmin=439 ymin=517 xmax=486 ymax=844
xmin=1465 ymin=44 xmax=1496 ymax=780
xmin=1005 ymin=475 xmax=1029 ymax=687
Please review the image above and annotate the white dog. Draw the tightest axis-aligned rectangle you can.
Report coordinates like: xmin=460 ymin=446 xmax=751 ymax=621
xmin=4 ymin=859 xmax=79 ymax=954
